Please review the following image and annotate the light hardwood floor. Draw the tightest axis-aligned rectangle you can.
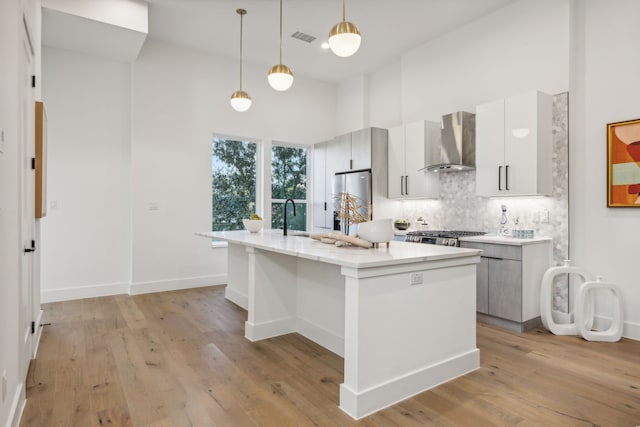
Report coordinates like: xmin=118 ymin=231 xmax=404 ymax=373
xmin=21 ymin=286 xmax=640 ymax=426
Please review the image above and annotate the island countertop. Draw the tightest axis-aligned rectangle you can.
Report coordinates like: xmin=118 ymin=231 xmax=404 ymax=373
xmin=197 ymin=229 xmax=482 ymax=269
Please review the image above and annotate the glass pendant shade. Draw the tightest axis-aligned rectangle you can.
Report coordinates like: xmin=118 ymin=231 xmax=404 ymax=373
xmin=230 ymin=90 xmax=252 ymax=112
xmin=268 ymin=64 xmax=294 ymax=91
xmin=328 ymin=20 xmax=361 ymax=57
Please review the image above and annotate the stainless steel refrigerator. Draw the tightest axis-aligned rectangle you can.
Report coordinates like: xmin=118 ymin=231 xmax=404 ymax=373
xmin=333 ymin=170 xmax=372 ymax=235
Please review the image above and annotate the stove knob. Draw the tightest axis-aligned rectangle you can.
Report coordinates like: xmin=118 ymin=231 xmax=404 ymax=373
xmin=448 ymin=239 xmax=456 ymax=246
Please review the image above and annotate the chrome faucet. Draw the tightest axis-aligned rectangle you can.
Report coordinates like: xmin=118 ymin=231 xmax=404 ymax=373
xmin=283 ymin=198 xmax=296 ymax=236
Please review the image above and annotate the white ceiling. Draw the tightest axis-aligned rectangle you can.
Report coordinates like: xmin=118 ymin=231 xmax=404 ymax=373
xmin=145 ymin=0 xmax=517 ymax=83
xmin=42 ymin=0 xmax=518 ymax=83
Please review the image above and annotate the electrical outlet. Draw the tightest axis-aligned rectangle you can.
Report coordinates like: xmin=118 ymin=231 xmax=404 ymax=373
xmin=540 ymin=209 xmax=550 ymax=223
xmin=410 ymin=272 xmax=423 ymax=285
xmin=2 ymin=370 xmax=7 ymax=403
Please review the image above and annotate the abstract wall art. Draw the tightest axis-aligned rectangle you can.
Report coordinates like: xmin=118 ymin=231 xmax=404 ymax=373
xmin=607 ymin=118 xmax=640 ymax=207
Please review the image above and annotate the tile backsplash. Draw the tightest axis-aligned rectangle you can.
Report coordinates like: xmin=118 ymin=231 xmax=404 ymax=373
xmin=396 ymin=93 xmax=569 ymax=311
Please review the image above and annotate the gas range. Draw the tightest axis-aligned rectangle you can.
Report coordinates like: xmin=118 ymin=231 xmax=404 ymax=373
xmin=405 ymin=230 xmax=487 ymax=246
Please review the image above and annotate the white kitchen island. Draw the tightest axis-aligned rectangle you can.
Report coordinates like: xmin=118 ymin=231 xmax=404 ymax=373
xmin=197 ymin=230 xmax=482 ymax=419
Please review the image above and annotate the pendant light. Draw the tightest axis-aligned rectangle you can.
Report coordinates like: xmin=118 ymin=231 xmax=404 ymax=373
xmin=267 ymin=0 xmax=294 ymax=91
xmin=328 ymin=0 xmax=361 ymax=58
xmin=230 ymin=8 xmax=252 ymax=112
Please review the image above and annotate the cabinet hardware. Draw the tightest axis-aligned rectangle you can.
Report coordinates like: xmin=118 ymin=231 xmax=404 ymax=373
xmin=405 ymin=175 xmax=409 ymax=195
xmin=498 ymin=166 xmax=502 ymax=191
xmin=31 ymin=157 xmax=36 ymax=170
xmin=349 ymin=159 xmax=353 ymax=170
xmin=23 ymin=240 xmax=35 ymax=253
xmin=505 ymin=165 xmax=510 ymax=191
xmin=324 ymin=202 xmax=327 ymax=211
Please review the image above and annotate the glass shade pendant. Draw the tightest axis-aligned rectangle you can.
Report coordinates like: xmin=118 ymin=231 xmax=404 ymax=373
xmin=230 ymin=90 xmax=252 ymax=112
xmin=268 ymin=0 xmax=294 ymax=91
xmin=231 ymin=9 xmax=252 ymax=112
xmin=328 ymin=0 xmax=361 ymax=58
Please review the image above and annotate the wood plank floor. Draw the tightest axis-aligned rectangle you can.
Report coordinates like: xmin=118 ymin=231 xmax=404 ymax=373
xmin=21 ymin=286 xmax=640 ymax=426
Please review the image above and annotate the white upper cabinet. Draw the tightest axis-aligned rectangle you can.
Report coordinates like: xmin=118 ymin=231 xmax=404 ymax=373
xmin=476 ymin=91 xmax=552 ymax=197
xmin=387 ymin=120 xmax=440 ymax=199
xmin=312 ymin=141 xmax=332 ymax=231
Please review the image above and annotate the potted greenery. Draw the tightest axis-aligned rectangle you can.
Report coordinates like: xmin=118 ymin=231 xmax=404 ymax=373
xmin=242 ymin=213 xmax=263 ymax=233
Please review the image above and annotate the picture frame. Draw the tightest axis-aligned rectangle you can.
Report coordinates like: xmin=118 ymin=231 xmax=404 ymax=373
xmin=607 ymin=118 xmax=640 ymax=207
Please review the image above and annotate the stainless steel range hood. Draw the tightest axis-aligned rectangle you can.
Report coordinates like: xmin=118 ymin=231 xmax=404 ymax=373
xmin=421 ymin=111 xmax=476 ymax=172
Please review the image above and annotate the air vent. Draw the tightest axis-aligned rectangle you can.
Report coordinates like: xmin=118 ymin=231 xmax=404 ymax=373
xmin=291 ymin=31 xmax=316 ymax=43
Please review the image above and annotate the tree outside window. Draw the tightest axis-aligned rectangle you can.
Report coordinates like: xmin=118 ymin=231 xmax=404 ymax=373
xmin=271 ymin=145 xmax=307 ymax=231
xmin=212 ymin=138 xmax=257 ymax=231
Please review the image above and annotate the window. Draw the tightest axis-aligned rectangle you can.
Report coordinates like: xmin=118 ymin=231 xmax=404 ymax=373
xmin=271 ymin=145 xmax=307 ymax=231
xmin=212 ymin=137 xmax=257 ymax=231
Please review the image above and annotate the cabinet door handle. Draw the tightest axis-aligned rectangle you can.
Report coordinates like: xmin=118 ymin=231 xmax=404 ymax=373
xmin=350 ymin=159 xmax=353 ymax=170
xmin=498 ymin=166 xmax=502 ymax=191
xmin=505 ymin=165 xmax=510 ymax=191
xmin=400 ymin=176 xmax=404 ymax=195
xmin=405 ymin=175 xmax=409 ymax=195
xmin=324 ymin=202 xmax=327 ymax=211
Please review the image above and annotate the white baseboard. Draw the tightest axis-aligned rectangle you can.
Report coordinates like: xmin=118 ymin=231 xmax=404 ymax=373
xmin=623 ymin=320 xmax=640 ymax=341
xmin=41 ymin=275 xmax=226 ymax=303
xmin=129 ymin=275 xmax=225 ymax=295
xmin=224 ymin=286 xmax=248 ymax=310
xmin=297 ymin=317 xmax=344 ymax=357
xmin=593 ymin=315 xmax=640 ymax=342
xmin=41 ymin=282 xmax=128 ymax=303
xmin=245 ymin=317 xmax=297 ymax=341
xmin=339 ymin=349 xmax=480 ymax=420
xmin=6 ymin=382 xmax=24 ymax=427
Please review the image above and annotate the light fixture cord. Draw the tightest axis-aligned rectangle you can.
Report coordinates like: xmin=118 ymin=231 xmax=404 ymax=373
xmin=342 ymin=0 xmax=346 ymax=21
xmin=279 ymin=0 xmax=283 ymax=64
xmin=239 ymin=11 xmax=244 ymax=91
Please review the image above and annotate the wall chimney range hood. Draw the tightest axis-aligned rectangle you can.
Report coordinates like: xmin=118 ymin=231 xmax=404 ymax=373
xmin=421 ymin=111 xmax=476 ymax=172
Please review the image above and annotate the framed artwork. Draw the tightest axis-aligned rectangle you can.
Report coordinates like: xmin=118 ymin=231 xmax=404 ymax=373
xmin=35 ymin=101 xmax=47 ymax=218
xmin=607 ymin=118 xmax=640 ymax=207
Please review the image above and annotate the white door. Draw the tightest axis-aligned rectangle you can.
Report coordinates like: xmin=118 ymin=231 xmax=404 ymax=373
xmin=19 ymin=16 xmax=36 ymax=378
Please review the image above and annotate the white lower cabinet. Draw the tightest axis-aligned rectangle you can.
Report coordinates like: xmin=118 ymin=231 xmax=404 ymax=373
xmin=460 ymin=238 xmax=552 ymax=332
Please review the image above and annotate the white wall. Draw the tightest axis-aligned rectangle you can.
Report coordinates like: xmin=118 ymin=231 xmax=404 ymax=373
xmin=570 ymin=0 xmax=640 ymax=339
xmin=40 ymin=47 xmax=133 ymax=302
xmin=130 ymin=40 xmax=336 ymax=288
xmin=401 ymin=0 xmax=570 ymax=123
xmin=368 ymin=62 xmax=402 ymax=130
xmin=39 ymin=37 xmax=336 ymax=300
xmin=336 ymin=74 xmax=368 ymax=135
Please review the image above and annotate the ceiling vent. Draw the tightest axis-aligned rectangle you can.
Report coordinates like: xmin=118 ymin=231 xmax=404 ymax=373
xmin=291 ymin=31 xmax=316 ymax=43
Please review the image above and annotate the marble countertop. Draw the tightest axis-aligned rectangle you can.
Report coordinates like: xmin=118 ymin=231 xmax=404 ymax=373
xmin=197 ymin=230 xmax=481 ymax=269
xmin=459 ymin=234 xmax=552 ymax=246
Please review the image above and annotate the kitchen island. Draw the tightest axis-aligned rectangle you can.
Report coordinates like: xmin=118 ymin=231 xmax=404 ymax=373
xmin=197 ymin=230 xmax=482 ymax=419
